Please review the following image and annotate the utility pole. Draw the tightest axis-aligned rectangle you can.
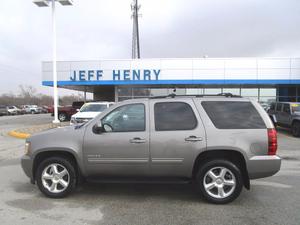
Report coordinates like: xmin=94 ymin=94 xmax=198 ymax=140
xmin=131 ymin=0 xmax=141 ymax=59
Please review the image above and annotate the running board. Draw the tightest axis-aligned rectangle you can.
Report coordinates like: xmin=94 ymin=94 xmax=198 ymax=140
xmin=86 ymin=177 xmax=192 ymax=184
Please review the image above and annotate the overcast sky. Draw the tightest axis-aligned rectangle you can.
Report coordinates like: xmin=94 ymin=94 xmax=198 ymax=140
xmin=0 ymin=0 xmax=300 ymax=95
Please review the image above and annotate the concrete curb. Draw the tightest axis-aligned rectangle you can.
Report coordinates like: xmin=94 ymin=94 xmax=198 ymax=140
xmin=8 ymin=122 xmax=69 ymax=139
xmin=8 ymin=130 xmax=31 ymax=139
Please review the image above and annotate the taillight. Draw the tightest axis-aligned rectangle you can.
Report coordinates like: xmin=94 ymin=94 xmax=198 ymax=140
xmin=268 ymin=128 xmax=277 ymax=155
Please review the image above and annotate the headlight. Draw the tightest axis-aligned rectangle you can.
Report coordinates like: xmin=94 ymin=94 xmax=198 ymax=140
xmin=25 ymin=142 xmax=31 ymax=155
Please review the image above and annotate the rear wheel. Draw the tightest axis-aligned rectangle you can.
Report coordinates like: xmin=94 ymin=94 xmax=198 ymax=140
xmin=36 ymin=157 xmax=76 ymax=198
xmin=291 ymin=121 xmax=300 ymax=137
xmin=196 ymin=159 xmax=243 ymax=204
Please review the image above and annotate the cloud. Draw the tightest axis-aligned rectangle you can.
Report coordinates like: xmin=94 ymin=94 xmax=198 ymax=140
xmin=0 ymin=0 xmax=300 ymax=95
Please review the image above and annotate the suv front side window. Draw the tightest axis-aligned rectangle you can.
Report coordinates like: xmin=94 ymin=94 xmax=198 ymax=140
xmin=101 ymin=104 xmax=145 ymax=132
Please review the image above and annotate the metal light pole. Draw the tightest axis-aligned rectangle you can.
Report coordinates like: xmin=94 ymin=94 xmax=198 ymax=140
xmin=131 ymin=0 xmax=141 ymax=59
xmin=33 ymin=0 xmax=73 ymax=123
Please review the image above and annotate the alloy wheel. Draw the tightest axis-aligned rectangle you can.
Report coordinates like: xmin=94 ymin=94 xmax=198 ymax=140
xmin=41 ymin=163 xmax=70 ymax=194
xmin=203 ymin=166 xmax=236 ymax=199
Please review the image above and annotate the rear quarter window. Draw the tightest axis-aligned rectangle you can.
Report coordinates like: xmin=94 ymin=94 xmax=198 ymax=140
xmin=201 ymin=101 xmax=266 ymax=129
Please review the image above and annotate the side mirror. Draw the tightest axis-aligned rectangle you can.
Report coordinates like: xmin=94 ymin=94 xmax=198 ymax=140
xmin=92 ymin=121 xmax=104 ymax=134
xmin=76 ymin=109 xmax=80 ymax=112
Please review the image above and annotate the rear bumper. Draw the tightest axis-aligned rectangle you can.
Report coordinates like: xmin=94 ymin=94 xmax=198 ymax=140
xmin=247 ymin=155 xmax=281 ymax=179
xmin=21 ymin=155 xmax=34 ymax=182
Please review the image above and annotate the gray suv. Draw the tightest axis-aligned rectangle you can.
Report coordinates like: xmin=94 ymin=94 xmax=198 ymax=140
xmin=21 ymin=94 xmax=281 ymax=204
xmin=268 ymin=102 xmax=300 ymax=137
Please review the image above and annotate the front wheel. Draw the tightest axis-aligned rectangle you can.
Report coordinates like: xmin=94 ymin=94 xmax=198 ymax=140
xmin=36 ymin=157 xmax=76 ymax=198
xmin=58 ymin=112 xmax=67 ymax=122
xmin=196 ymin=159 xmax=243 ymax=204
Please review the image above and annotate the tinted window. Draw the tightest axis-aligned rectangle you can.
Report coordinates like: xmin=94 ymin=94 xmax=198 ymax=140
xmin=283 ymin=104 xmax=290 ymax=113
xmin=101 ymin=104 xmax=145 ymax=132
xmin=154 ymin=102 xmax=197 ymax=131
xmin=276 ymin=103 xmax=282 ymax=112
xmin=201 ymin=101 xmax=266 ymax=129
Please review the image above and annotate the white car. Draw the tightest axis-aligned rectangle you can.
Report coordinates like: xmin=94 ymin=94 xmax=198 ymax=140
xmin=7 ymin=106 xmax=21 ymax=115
xmin=23 ymin=105 xmax=42 ymax=114
xmin=70 ymin=101 xmax=114 ymax=125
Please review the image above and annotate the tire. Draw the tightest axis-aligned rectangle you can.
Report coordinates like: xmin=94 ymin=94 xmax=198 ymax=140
xmin=58 ymin=112 xmax=67 ymax=122
xmin=31 ymin=110 xmax=35 ymax=114
xmin=291 ymin=122 xmax=300 ymax=137
xmin=36 ymin=157 xmax=76 ymax=198
xmin=195 ymin=159 xmax=243 ymax=204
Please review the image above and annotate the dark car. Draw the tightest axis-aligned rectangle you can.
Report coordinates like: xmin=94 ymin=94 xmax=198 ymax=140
xmin=55 ymin=101 xmax=85 ymax=122
xmin=268 ymin=102 xmax=300 ymax=137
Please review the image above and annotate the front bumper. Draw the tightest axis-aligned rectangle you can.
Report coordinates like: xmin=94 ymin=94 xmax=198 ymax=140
xmin=21 ymin=155 xmax=34 ymax=183
xmin=247 ymin=155 xmax=281 ymax=179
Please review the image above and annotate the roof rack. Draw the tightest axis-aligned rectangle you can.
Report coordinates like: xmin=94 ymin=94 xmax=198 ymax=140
xmin=149 ymin=93 xmax=242 ymax=99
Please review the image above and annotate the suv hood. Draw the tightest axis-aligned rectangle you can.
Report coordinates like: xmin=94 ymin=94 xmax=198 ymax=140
xmin=27 ymin=125 xmax=86 ymax=155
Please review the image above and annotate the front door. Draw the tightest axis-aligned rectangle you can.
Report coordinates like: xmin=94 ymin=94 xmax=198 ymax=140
xmin=83 ymin=101 xmax=150 ymax=176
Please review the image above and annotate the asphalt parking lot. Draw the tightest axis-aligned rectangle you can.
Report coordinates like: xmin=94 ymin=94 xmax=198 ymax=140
xmin=0 ymin=114 xmax=300 ymax=225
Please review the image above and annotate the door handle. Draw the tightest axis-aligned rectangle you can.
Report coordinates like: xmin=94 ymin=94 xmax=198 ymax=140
xmin=185 ymin=136 xmax=203 ymax=142
xmin=130 ymin=137 xmax=146 ymax=144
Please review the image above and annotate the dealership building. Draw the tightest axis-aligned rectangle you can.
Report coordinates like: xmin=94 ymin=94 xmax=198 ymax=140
xmin=42 ymin=57 xmax=300 ymax=103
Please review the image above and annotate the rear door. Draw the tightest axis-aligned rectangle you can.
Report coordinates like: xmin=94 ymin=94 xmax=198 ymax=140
xmin=149 ymin=99 xmax=206 ymax=177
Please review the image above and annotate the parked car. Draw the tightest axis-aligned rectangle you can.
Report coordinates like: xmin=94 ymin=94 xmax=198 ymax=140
xmin=7 ymin=106 xmax=22 ymax=115
xmin=23 ymin=105 xmax=42 ymax=114
xmin=268 ymin=102 xmax=300 ymax=137
xmin=21 ymin=94 xmax=281 ymax=204
xmin=41 ymin=106 xmax=51 ymax=114
xmin=70 ymin=102 xmax=114 ymax=125
xmin=0 ymin=105 xmax=8 ymax=116
xmin=56 ymin=101 xmax=85 ymax=122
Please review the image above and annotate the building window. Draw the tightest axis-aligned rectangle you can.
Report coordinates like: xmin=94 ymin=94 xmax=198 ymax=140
xmin=186 ymin=88 xmax=204 ymax=95
xmin=150 ymin=88 xmax=168 ymax=96
xmin=204 ymin=88 xmax=222 ymax=95
xmin=222 ymin=88 xmax=240 ymax=95
xmin=133 ymin=88 xmax=150 ymax=97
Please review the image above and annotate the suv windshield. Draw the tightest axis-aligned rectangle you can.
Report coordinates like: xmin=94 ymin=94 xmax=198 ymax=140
xmin=80 ymin=104 xmax=107 ymax=112
xmin=291 ymin=103 xmax=300 ymax=113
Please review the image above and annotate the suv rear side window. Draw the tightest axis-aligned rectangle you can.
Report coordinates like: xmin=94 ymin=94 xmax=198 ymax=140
xmin=154 ymin=102 xmax=197 ymax=131
xmin=201 ymin=101 xmax=266 ymax=129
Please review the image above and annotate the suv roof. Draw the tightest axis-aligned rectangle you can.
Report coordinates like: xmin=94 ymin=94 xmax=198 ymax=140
xmin=121 ymin=93 xmax=253 ymax=104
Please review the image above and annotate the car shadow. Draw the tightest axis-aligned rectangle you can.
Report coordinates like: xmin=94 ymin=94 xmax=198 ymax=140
xmin=73 ymin=182 xmax=202 ymax=203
